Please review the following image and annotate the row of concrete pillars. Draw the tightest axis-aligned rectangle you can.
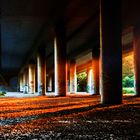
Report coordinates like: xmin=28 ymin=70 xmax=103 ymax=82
xmin=69 ymin=57 xmax=99 ymax=94
xmin=18 ymin=0 xmax=140 ymax=104
xmin=19 ymin=53 xmax=100 ymax=94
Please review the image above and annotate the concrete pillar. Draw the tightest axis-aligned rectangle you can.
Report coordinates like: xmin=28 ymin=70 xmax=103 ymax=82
xmin=92 ymin=49 xmax=100 ymax=94
xmin=47 ymin=74 xmax=52 ymax=92
xmin=28 ymin=64 xmax=36 ymax=94
xmin=19 ymin=73 xmax=23 ymax=92
xmin=70 ymin=60 xmax=77 ymax=93
xmin=35 ymin=65 xmax=38 ymax=92
xmin=87 ymin=68 xmax=94 ymax=93
xmin=23 ymin=71 xmax=26 ymax=91
xmin=37 ymin=51 xmax=46 ymax=95
xmin=67 ymin=63 xmax=70 ymax=92
xmin=23 ymin=69 xmax=28 ymax=93
xmin=100 ymin=0 xmax=122 ymax=104
xmin=133 ymin=26 xmax=140 ymax=96
xmin=54 ymin=21 xmax=67 ymax=96
xmin=52 ymin=72 xmax=55 ymax=92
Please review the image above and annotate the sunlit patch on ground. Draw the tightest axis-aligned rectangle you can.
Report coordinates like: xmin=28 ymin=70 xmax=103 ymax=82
xmin=0 ymin=95 xmax=139 ymax=139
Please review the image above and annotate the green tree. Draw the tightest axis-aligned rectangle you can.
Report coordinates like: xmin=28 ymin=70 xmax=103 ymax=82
xmin=77 ymin=72 xmax=87 ymax=92
xmin=122 ymin=76 xmax=134 ymax=87
xmin=122 ymin=54 xmax=134 ymax=88
xmin=122 ymin=54 xmax=134 ymax=78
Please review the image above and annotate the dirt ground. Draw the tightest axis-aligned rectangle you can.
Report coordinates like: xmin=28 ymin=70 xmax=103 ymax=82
xmin=0 ymin=95 xmax=139 ymax=140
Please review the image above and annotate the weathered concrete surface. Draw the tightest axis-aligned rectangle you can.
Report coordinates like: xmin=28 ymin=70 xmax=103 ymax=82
xmin=100 ymin=0 xmax=122 ymax=104
xmin=0 ymin=95 xmax=139 ymax=139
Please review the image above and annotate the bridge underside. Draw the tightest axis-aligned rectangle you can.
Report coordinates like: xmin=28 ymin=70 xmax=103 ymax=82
xmin=1 ymin=0 xmax=140 ymax=104
xmin=1 ymin=0 xmax=140 ymax=139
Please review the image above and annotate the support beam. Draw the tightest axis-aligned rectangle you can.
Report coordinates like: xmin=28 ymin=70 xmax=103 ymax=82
xmin=70 ymin=60 xmax=77 ymax=93
xmin=22 ymin=71 xmax=26 ymax=92
xmin=100 ymin=0 xmax=122 ymax=104
xmin=67 ymin=12 xmax=99 ymax=41
xmin=52 ymin=72 xmax=55 ymax=92
xmin=87 ymin=68 xmax=94 ymax=93
xmin=19 ymin=73 xmax=23 ymax=92
xmin=0 ymin=24 xmax=1 ymax=69
xmin=54 ymin=21 xmax=67 ymax=96
xmin=23 ymin=69 xmax=28 ymax=94
xmin=47 ymin=74 xmax=52 ymax=92
xmin=37 ymin=50 xmax=46 ymax=95
xmin=133 ymin=26 xmax=140 ymax=96
xmin=28 ymin=64 xmax=36 ymax=94
xmin=92 ymin=49 xmax=100 ymax=94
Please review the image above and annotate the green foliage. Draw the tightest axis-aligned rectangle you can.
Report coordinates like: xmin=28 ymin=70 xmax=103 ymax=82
xmin=122 ymin=55 xmax=134 ymax=78
xmin=77 ymin=72 xmax=87 ymax=92
xmin=0 ymin=91 xmax=6 ymax=96
xmin=122 ymin=76 xmax=134 ymax=87
xmin=122 ymin=54 xmax=134 ymax=88
xmin=123 ymin=87 xmax=135 ymax=94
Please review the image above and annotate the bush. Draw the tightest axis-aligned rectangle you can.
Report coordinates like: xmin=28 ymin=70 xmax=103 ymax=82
xmin=0 ymin=91 xmax=6 ymax=96
xmin=77 ymin=72 xmax=87 ymax=92
xmin=123 ymin=88 xmax=135 ymax=94
xmin=122 ymin=76 xmax=134 ymax=87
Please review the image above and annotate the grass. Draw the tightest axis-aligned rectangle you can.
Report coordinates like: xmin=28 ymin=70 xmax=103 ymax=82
xmin=0 ymin=91 xmax=6 ymax=96
xmin=123 ymin=87 xmax=135 ymax=94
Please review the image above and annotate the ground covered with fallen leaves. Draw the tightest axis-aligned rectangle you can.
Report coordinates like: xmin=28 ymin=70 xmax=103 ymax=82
xmin=0 ymin=95 xmax=139 ymax=140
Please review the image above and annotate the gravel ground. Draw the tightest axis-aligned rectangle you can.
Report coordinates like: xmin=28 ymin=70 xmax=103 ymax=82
xmin=0 ymin=95 xmax=139 ymax=140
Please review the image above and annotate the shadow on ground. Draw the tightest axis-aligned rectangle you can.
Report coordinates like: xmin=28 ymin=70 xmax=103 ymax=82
xmin=0 ymin=95 xmax=139 ymax=139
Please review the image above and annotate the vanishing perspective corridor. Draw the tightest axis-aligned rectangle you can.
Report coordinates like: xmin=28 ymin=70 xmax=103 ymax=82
xmin=1 ymin=0 xmax=140 ymax=139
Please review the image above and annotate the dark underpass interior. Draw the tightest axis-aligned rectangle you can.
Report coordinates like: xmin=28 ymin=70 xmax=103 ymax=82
xmin=0 ymin=0 xmax=140 ymax=139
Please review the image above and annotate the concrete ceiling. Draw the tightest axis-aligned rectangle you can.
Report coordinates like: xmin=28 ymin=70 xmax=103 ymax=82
xmin=1 ymin=0 xmax=70 ymax=76
xmin=1 ymin=0 xmax=99 ymax=78
xmin=1 ymin=17 xmax=44 ymax=71
xmin=122 ymin=0 xmax=140 ymax=28
xmin=1 ymin=0 xmax=140 ymax=80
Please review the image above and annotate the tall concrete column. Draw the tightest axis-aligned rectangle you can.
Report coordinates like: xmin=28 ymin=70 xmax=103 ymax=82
xmin=52 ymin=72 xmax=55 ymax=92
xmin=70 ymin=60 xmax=77 ymax=93
xmin=23 ymin=68 xmax=28 ymax=93
xmin=87 ymin=68 xmax=94 ymax=93
xmin=68 ymin=72 xmax=70 ymax=93
xmin=28 ymin=63 xmax=36 ymax=94
xmin=23 ymin=71 xmax=26 ymax=91
xmin=100 ymin=0 xmax=122 ymax=104
xmin=37 ymin=50 xmax=46 ymax=95
xmin=54 ymin=21 xmax=67 ymax=96
xmin=92 ymin=49 xmax=100 ymax=94
xmin=19 ymin=73 xmax=23 ymax=92
xmin=133 ymin=26 xmax=140 ymax=96
xmin=48 ymin=74 xmax=52 ymax=92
